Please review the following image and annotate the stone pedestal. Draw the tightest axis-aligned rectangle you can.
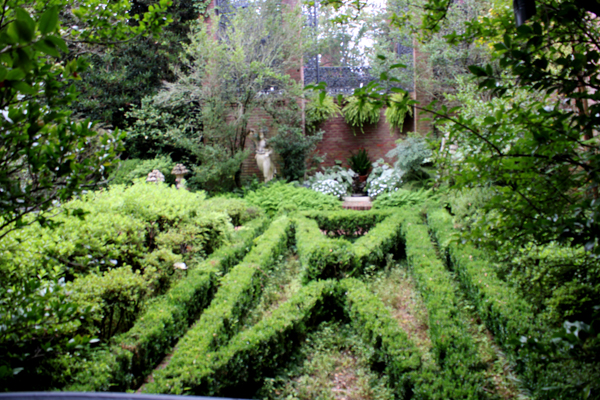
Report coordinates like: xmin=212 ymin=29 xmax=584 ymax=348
xmin=342 ymin=196 xmax=372 ymax=210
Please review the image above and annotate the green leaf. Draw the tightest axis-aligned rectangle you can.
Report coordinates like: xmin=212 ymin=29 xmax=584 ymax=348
xmin=38 ymin=6 xmax=59 ymax=35
xmin=13 ymin=81 xmax=36 ymax=95
xmin=34 ymin=39 xmax=60 ymax=57
xmin=389 ymin=63 xmax=406 ymax=69
xmin=14 ymin=8 xmax=35 ymax=43
xmin=6 ymin=68 xmax=25 ymax=80
xmin=468 ymin=65 xmax=487 ymax=77
xmin=45 ymin=35 xmax=68 ymax=53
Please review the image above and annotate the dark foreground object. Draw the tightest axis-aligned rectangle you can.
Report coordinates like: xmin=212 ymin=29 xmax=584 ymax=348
xmin=0 ymin=393 xmax=250 ymax=400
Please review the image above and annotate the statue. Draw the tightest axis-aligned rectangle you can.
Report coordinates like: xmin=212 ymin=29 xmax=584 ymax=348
xmin=248 ymin=128 xmax=276 ymax=182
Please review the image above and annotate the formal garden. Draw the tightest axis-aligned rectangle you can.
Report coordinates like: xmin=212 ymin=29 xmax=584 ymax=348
xmin=1 ymin=0 xmax=599 ymax=398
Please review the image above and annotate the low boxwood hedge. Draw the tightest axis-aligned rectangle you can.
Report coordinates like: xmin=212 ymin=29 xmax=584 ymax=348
xmin=399 ymin=209 xmax=491 ymax=399
xmin=65 ymin=217 xmax=269 ymax=392
xmin=351 ymin=212 xmax=406 ymax=271
xmin=299 ymin=209 xmax=392 ymax=236
xmin=426 ymin=209 xmax=578 ymax=397
xmin=146 ymin=216 xmax=293 ymax=392
xmin=146 ymin=278 xmax=423 ymax=398
xmin=341 ymin=278 xmax=421 ymax=399
xmin=295 ymin=216 xmax=354 ymax=283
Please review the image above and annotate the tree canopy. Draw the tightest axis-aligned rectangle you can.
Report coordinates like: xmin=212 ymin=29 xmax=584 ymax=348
xmin=0 ymin=0 xmax=171 ymax=238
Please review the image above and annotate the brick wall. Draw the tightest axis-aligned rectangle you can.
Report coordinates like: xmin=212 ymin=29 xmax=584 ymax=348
xmin=240 ymin=106 xmax=415 ymax=181
xmin=315 ymin=108 xmax=414 ymax=170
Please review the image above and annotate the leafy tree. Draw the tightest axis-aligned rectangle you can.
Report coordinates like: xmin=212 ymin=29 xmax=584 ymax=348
xmin=421 ymin=0 xmax=600 ymax=257
xmin=261 ymin=85 xmax=324 ymax=182
xmin=0 ymin=0 xmax=170 ymax=240
xmin=71 ymin=0 xmax=203 ymax=131
xmin=128 ymin=0 xmax=304 ymax=190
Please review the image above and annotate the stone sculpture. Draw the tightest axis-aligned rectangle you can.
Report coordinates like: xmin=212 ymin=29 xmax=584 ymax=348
xmin=171 ymin=164 xmax=189 ymax=189
xmin=248 ymin=128 xmax=276 ymax=182
xmin=146 ymin=169 xmax=165 ymax=183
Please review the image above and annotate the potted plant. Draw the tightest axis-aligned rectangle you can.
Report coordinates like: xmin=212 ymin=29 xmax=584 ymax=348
xmin=348 ymin=148 xmax=372 ymax=182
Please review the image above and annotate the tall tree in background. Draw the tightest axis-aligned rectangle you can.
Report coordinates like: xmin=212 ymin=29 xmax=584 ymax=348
xmin=127 ymin=0 xmax=304 ymax=190
xmin=70 ymin=0 xmax=203 ymax=130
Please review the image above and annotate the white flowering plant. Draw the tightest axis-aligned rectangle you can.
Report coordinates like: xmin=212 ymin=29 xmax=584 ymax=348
xmin=366 ymin=160 xmax=404 ymax=199
xmin=308 ymin=166 xmax=356 ymax=199
xmin=311 ymin=179 xmax=348 ymax=199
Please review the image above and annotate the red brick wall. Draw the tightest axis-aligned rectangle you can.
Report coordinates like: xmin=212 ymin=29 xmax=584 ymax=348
xmin=314 ymin=108 xmax=414 ymax=170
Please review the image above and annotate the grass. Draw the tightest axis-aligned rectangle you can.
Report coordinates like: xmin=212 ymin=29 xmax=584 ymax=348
xmin=256 ymin=321 xmax=394 ymax=400
xmin=365 ymin=257 xmax=433 ymax=360
xmin=242 ymin=249 xmax=303 ymax=329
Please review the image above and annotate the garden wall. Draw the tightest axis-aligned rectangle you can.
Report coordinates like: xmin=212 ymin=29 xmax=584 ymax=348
xmin=240 ymin=107 xmax=415 ymax=181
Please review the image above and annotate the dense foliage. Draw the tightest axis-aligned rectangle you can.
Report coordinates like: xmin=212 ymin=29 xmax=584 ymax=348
xmin=0 ymin=183 xmax=259 ymax=389
xmin=244 ymin=181 xmax=342 ymax=215
xmin=0 ymin=0 xmax=170 ymax=239
xmin=127 ymin=0 xmax=304 ymax=190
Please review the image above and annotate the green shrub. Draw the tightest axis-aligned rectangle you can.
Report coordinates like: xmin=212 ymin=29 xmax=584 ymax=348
xmin=147 ymin=217 xmax=293 ymax=392
xmin=204 ymin=196 xmax=264 ymax=226
xmin=366 ymin=160 xmax=404 ymax=199
xmin=144 ymin=278 xmax=423 ymax=397
xmin=341 ymin=278 xmax=421 ymax=399
xmin=295 ymin=212 xmax=406 ymax=282
xmin=347 ymin=148 xmax=372 ymax=176
xmin=399 ymin=209 xmax=491 ymax=399
xmin=0 ymin=183 xmax=243 ymax=390
xmin=70 ymin=266 xmax=148 ymax=339
xmin=386 ymin=137 xmax=432 ymax=179
xmin=146 ymin=279 xmax=338 ymax=395
xmin=307 ymin=166 xmax=356 ymax=199
xmin=245 ymin=181 xmax=341 ymax=215
xmin=372 ymin=188 xmax=434 ymax=209
xmin=294 ymin=216 xmax=354 ymax=283
xmin=352 ymin=212 xmax=405 ymax=271
xmin=65 ymin=217 xmax=269 ymax=392
xmin=300 ymin=209 xmax=391 ymax=235
xmin=109 ymin=156 xmax=177 ymax=186
xmin=427 ymin=208 xmax=600 ymax=398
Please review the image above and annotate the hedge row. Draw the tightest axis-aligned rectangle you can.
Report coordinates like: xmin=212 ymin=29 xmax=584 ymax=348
xmin=295 ymin=216 xmax=353 ymax=283
xmin=145 ymin=216 xmax=293 ymax=392
xmin=399 ymin=210 xmax=491 ymax=399
xmin=147 ymin=279 xmax=339 ymax=395
xmin=341 ymin=278 xmax=421 ymax=399
xmin=295 ymin=212 xmax=407 ymax=283
xmin=65 ymin=217 xmax=270 ymax=392
xmin=427 ymin=209 xmax=538 ymax=351
xmin=299 ymin=209 xmax=392 ymax=235
xmin=352 ymin=212 xmax=405 ymax=269
xmin=145 ymin=278 xmax=423 ymax=398
xmin=426 ymin=209 xmax=572 ymax=396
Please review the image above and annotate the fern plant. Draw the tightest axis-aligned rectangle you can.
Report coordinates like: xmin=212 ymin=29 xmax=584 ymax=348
xmin=305 ymin=93 xmax=341 ymax=131
xmin=342 ymin=96 xmax=380 ymax=130
xmin=347 ymin=148 xmax=372 ymax=175
xmin=385 ymin=92 xmax=413 ymax=131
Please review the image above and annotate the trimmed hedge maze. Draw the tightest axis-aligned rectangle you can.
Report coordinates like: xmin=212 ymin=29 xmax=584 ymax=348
xmin=64 ymin=208 xmax=584 ymax=399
